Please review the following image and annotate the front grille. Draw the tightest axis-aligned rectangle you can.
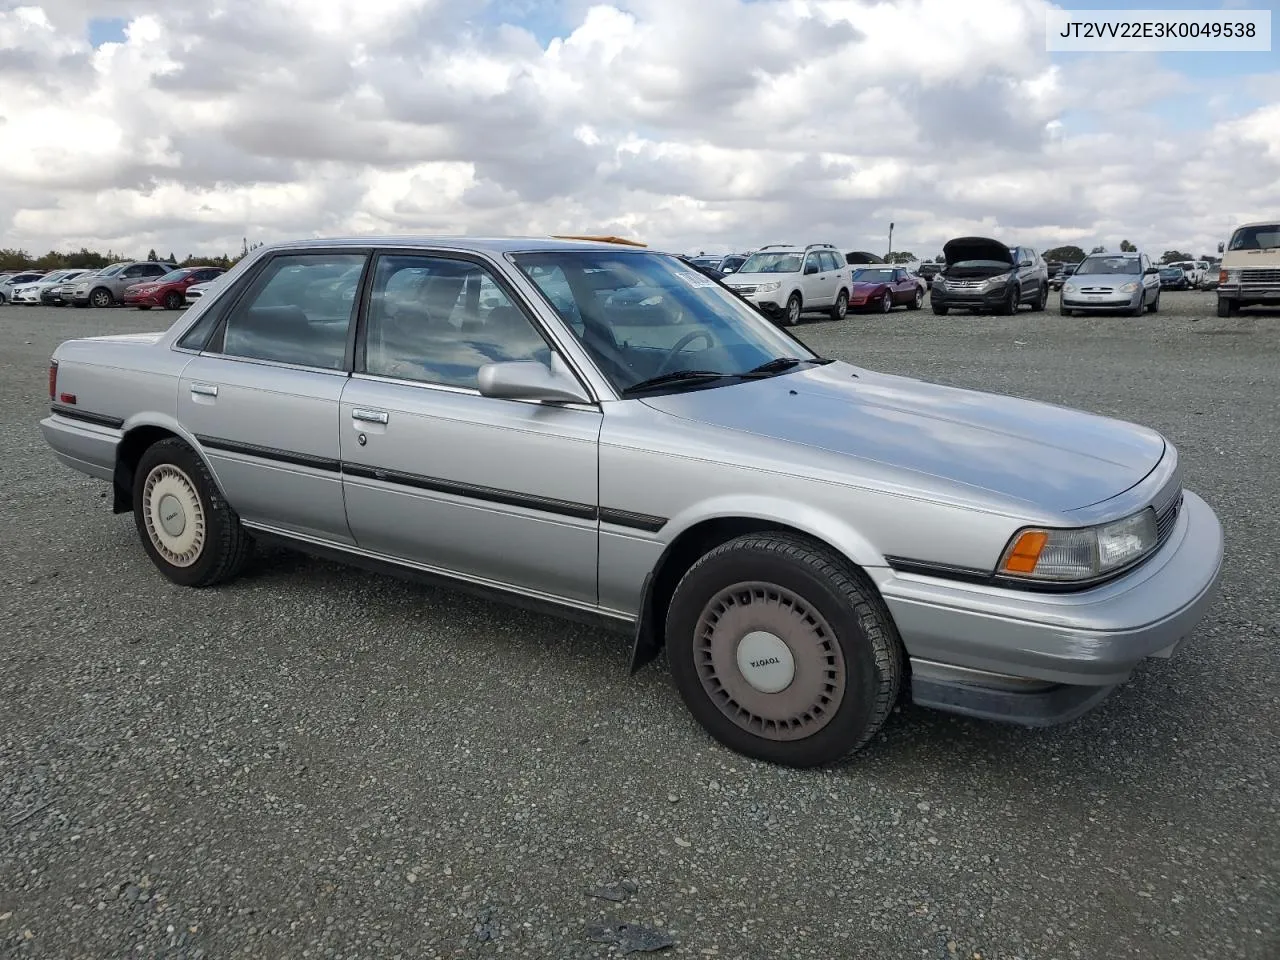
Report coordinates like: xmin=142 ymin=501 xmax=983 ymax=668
xmin=1078 ymin=285 xmax=1115 ymax=295
xmin=729 ymin=285 xmax=757 ymax=295
xmin=1242 ymin=268 xmax=1280 ymax=283
xmin=945 ymin=279 xmax=985 ymax=290
xmin=1154 ymin=491 xmax=1183 ymax=547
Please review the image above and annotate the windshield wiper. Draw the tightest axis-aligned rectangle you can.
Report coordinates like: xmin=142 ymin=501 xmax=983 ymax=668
xmin=620 ymin=370 xmax=739 ymax=395
xmin=742 ymin=356 xmax=833 ymax=377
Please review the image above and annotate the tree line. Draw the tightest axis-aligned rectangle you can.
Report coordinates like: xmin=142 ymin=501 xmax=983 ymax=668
xmin=0 ymin=239 xmax=265 ymax=273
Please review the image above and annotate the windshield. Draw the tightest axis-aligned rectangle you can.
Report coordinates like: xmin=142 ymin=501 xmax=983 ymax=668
xmin=96 ymin=264 xmax=126 ymax=277
xmin=1159 ymin=267 xmax=1181 ymax=275
xmin=737 ymin=252 xmax=803 ymax=274
xmin=1077 ymin=256 xmax=1140 ymax=275
xmin=1228 ymin=225 xmax=1280 ymax=251
xmin=513 ymin=251 xmax=816 ymax=392
xmin=853 ymin=268 xmax=896 ymax=283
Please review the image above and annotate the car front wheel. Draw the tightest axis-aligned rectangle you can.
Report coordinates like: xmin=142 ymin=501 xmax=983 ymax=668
xmin=666 ymin=533 xmax=903 ymax=767
xmin=164 ymin=291 xmax=183 ymax=310
xmin=880 ymin=291 xmax=892 ymax=313
xmin=830 ymin=289 xmax=848 ymax=321
xmin=783 ymin=293 xmax=802 ymax=326
xmin=90 ymin=288 xmax=113 ymax=308
xmin=133 ymin=438 xmax=252 ymax=588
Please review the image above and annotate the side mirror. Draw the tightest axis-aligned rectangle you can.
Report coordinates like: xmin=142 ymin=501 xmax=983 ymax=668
xmin=1217 ymin=241 xmax=1225 ymax=254
xmin=804 ymin=264 xmax=818 ymax=275
xmin=722 ymin=266 xmax=735 ymax=274
xmin=477 ymin=355 xmax=592 ymax=405
xmin=1018 ymin=259 xmax=1032 ymax=267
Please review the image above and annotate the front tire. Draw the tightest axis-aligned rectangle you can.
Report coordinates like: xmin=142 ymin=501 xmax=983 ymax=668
xmin=932 ymin=303 xmax=948 ymax=315
xmin=137 ymin=305 xmax=151 ymax=311
xmin=666 ymin=533 xmax=903 ymax=767
xmin=998 ymin=287 xmax=1018 ymax=316
xmin=830 ymin=289 xmax=848 ymax=322
xmin=89 ymin=287 xmax=113 ymax=308
xmin=133 ymin=439 xmax=252 ymax=588
xmin=880 ymin=291 xmax=892 ymax=313
xmin=783 ymin=293 xmax=802 ymax=326
xmin=1217 ymin=297 xmax=1235 ymax=318
xmin=164 ymin=291 xmax=183 ymax=310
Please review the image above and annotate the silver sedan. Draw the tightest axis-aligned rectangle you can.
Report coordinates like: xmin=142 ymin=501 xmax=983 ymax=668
xmin=40 ymin=236 xmax=1223 ymax=766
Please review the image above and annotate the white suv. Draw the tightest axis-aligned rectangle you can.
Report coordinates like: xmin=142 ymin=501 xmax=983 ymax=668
xmin=722 ymin=243 xmax=851 ymax=325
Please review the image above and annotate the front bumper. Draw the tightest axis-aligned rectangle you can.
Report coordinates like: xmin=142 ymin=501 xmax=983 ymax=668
xmin=1062 ymin=289 xmax=1142 ymax=312
xmin=11 ymin=291 xmax=41 ymax=303
xmin=930 ymin=284 xmax=1010 ymax=308
xmin=1218 ymin=282 xmax=1280 ymax=303
xmin=876 ymin=490 xmax=1223 ymax=718
xmin=122 ymin=292 xmax=162 ymax=306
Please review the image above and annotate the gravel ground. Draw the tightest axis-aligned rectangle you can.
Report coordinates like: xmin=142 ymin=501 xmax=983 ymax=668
xmin=1 ymin=291 xmax=1277 ymax=960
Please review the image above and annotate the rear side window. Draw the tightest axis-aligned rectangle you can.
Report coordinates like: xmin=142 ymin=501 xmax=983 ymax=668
xmin=210 ymin=254 xmax=367 ymax=370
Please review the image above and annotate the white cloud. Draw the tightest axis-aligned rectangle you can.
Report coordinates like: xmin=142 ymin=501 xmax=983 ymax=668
xmin=0 ymin=0 xmax=1275 ymax=261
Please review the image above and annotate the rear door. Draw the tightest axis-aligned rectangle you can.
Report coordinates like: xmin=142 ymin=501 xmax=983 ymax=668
xmin=338 ymin=251 xmax=601 ymax=604
xmin=177 ymin=250 xmax=368 ymax=544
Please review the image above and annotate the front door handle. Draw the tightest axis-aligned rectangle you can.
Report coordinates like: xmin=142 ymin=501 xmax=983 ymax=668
xmin=190 ymin=383 xmax=218 ymax=397
xmin=351 ymin=408 xmax=389 ymax=425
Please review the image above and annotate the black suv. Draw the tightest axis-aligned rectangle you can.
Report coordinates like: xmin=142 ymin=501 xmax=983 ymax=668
xmin=916 ymin=262 xmax=943 ymax=288
xmin=929 ymin=237 xmax=1050 ymax=315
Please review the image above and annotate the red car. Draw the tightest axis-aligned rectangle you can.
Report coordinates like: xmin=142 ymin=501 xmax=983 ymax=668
xmin=123 ymin=266 xmax=225 ymax=310
xmin=848 ymin=267 xmax=924 ymax=312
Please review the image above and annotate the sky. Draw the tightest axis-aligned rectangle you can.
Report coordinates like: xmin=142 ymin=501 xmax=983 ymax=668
xmin=0 ymin=0 xmax=1276 ymax=262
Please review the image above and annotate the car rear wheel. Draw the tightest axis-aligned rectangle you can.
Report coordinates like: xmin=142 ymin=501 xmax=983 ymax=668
xmin=666 ymin=533 xmax=904 ymax=767
xmin=783 ymin=293 xmax=802 ymax=326
xmin=880 ymin=291 xmax=892 ymax=313
xmin=133 ymin=438 xmax=252 ymax=588
xmin=910 ymin=288 xmax=923 ymax=310
xmin=1031 ymin=283 xmax=1047 ymax=311
xmin=830 ymin=290 xmax=848 ymax=321
xmin=90 ymin=287 xmax=113 ymax=308
xmin=164 ymin=291 xmax=183 ymax=310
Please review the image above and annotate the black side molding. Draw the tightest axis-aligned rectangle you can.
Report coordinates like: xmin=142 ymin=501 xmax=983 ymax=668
xmin=195 ymin=435 xmax=341 ymax=472
xmin=49 ymin=404 xmax=124 ymax=429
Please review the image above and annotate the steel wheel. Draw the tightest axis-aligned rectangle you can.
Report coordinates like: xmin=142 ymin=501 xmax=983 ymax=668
xmin=141 ymin=463 xmax=207 ymax=568
xmin=693 ymin=581 xmax=847 ymax=742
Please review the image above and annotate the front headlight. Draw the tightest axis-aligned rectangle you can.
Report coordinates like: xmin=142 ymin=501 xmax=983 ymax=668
xmin=1222 ymin=269 xmax=1240 ymax=283
xmin=932 ymin=275 xmax=946 ymax=289
xmin=757 ymin=281 xmax=781 ymax=293
xmin=1119 ymin=281 xmax=1139 ymax=293
xmin=982 ymin=273 xmax=1010 ymax=289
xmin=998 ymin=508 xmax=1159 ymax=582
xmin=1063 ymin=281 xmax=1078 ymax=294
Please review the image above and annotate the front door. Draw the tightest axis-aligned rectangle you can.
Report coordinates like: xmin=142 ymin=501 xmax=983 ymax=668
xmin=339 ymin=252 xmax=602 ymax=605
xmin=179 ymin=250 xmax=368 ymax=544
xmin=801 ymin=251 xmax=834 ymax=307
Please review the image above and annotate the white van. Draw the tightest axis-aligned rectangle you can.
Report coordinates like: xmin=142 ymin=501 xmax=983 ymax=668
xmin=1217 ymin=221 xmax=1280 ymax=316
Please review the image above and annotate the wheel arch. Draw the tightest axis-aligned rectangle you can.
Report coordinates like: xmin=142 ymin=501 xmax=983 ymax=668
xmin=628 ymin=502 xmax=886 ymax=674
xmin=112 ymin=414 xmax=226 ymax=514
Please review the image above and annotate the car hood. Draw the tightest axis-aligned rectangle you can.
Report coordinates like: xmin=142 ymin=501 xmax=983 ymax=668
xmin=942 ymin=237 xmax=1014 ymax=267
xmin=850 ymin=280 xmax=888 ymax=291
xmin=640 ymin=362 xmax=1165 ymax=513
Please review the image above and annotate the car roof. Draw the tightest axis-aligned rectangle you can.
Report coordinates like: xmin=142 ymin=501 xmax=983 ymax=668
xmin=262 ymin=236 xmax=667 ymax=256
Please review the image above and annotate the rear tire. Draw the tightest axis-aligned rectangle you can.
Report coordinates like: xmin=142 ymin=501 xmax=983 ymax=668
xmin=132 ymin=438 xmax=252 ymax=588
xmin=666 ymin=533 xmax=903 ymax=767
xmin=1146 ymin=291 xmax=1160 ymax=313
xmin=910 ymin=288 xmax=923 ymax=310
xmin=1031 ymin=283 xmax=1047 ymax=312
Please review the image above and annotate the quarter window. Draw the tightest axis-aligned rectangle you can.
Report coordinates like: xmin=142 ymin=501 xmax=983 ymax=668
xmin=214 ymin=253 xmax=366 ymax=370
xmin=362 ymin=255 xmax=551 ymax=389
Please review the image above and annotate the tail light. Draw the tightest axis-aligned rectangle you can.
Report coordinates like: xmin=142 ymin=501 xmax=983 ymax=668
xmin=48 ymin=359 xmax=58 ymax=400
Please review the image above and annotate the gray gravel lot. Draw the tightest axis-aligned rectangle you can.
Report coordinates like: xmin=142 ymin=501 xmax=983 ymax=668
xmin=1 ymin=291 xmax=1277 ymax=959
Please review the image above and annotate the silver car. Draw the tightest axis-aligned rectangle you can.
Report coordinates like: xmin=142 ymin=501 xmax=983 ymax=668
xmin=1060 ymin=251 xmax=1162 ymax=316
xmin=67 ymin=260 xmax=177 ymax=308
xmin=39 ymin=237 xmax=1224 ymax=766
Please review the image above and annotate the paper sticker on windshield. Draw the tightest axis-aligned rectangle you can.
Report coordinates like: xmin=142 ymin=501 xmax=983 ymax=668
xmin=673 ymin=270 xmax=715 ymax=288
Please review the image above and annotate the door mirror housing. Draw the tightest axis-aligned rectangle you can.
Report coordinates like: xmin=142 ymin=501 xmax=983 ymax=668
xmin=804 ymin=264 xmax=819 ymax=275
xmin=477 ymin=355 xmax=592 ymax=405
xmin=1217 ymin=241 xmax=1225 ymax=254
xmin=1018 ymin=259 xmax=1032 ymax=268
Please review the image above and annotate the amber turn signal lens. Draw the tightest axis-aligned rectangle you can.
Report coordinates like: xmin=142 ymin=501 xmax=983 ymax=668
xmin=1001 ymin=530 xmax=1048 ymax=574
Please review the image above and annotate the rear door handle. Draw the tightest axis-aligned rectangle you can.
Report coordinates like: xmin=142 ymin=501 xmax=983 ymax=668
xmin=190 ymin=383 xmax=218 ymax=397
xmin=351 ymin=408 xmax=389 ymax=425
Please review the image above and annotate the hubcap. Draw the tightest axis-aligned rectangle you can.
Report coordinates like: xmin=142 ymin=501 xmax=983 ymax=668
xmin=142 ymin=464 xmax=206 ymax=567
xmin=694 ymin=581 xmax=846 ymax=742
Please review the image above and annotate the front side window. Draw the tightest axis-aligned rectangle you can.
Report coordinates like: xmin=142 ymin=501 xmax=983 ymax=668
xmin=214 ymin=253 xmax=366 ymax=369
xmin=514 ymin=250 xmax=817 ymax=393
xmin=362 ymin=255 xmax=551 ymax=389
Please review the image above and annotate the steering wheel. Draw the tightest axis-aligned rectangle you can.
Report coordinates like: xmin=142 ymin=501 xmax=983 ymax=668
xmin=655 ymin=329 xmax=716 ymax=376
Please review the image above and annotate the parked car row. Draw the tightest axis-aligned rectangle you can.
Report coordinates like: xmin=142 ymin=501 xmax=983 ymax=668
xmin=0 ymin=262 xmax=225 ymax=310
